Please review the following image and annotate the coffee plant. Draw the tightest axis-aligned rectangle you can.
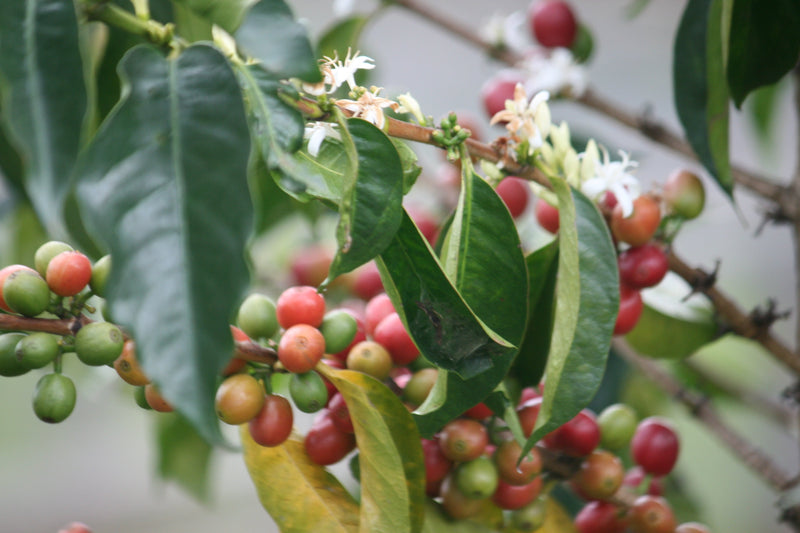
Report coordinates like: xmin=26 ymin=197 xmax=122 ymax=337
xmin=1 ymin=0 xmax=798 ymax=531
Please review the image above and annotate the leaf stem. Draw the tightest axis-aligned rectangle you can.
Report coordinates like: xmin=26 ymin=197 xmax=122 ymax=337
xmin=79 ymin=0 xmax=184 ymax=50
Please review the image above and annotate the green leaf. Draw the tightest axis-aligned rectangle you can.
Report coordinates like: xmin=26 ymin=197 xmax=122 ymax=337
xmin=74 ymin=44 xmax=253 ymax=445
xmin=512 ymin=240 xmax=560 ymax=388
xmin=318 ymin=366 xmax=425 ymax=533
xmin=157 ymin=413 xmax=214 ymax=502
xmin=173 ymin=2 xmax=213 ymax=42
xmin=526 ymin=183 xmax=618 ymax=450
xmin=0 ymin=0 xmax=88 ymax=234
xmin=327 ymin=118 xmax=404 ymax=280
xmin=673 ymin=0 xmax=733 ymax=196
xmin=171 ymin=0 xmax=257 ymax=33
xmin=276 ymin=139 xmax=350 ymax=202
xmin=236 ymin=0 xmax=321 ymax=82
xmin=241 ymin=430 xmax=360 ymax=533
xmin=392 ymin=138 xmax=422 ymax=194
xmin=727 ymin=0 xmax=800 ymax=107
xmin=317 ymin=16 xmax=370 ymax=59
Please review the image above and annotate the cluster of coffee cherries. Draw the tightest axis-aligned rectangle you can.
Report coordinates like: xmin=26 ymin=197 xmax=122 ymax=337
xmin=0 ymin=241 xmax=124 ymax=424
xmin=416 ymin=384 xmax=711 ymax=532
xmin=534 ymin=168 xmax=706 ymax=337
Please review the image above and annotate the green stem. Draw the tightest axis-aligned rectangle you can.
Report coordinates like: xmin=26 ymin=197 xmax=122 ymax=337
xmin=80 ymin=0 xmax=181 ymax=49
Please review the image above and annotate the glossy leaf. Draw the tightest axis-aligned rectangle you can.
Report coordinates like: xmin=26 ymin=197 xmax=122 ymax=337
xmin=236 ymin=0 xmax=321 ymax=82
xmin=172 ymin=0 xmax=256 ymax=33
xmin=75 ymin=44 xmax=252 ymax=445
xmin=526 ymin=182 xmax=618 ymax=450
xmin=0 ymin=0 xmax=87 ymax=234
xmin=327 ymin=118 xmax=404 ymax=280
xmin=172 ymin=2 xmax=213 ymax=42
xmin=512 ymin=240 xmax=559 ymax=388
xmin=727 ymin=0 xmax=800 ymax=107
xmin=391 ymin=138 xmax=422 ymax=194
xmin=317 ymin=15 xmax=370 ymax=59
xmin=157 ymin=413 xmax=213 ymax=502
xmin=241 ymin=430 xmax=360 ymax=533
xmin=673 ymin=0 xmax=733 ymax=196
xmin=317 ymin=366 xmax=425 ymax=533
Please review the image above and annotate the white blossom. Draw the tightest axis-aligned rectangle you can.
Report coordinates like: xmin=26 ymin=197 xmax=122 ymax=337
xmin=304 ymin=122 xmax=340 ymax=157
xmin=481 ymin=11 xmax=532 ymax=54
xmin=490 ymin=83 xmax=551 ymax=154
xmin=521 ymin=47 xmax=587 ymax=97
xmin=580 ymin=147 xmax=641 ymax=217
xmin=333 ymin=0 xmax=355 ymax=18
xmin=337 ymin=87 xmax=399 ymax=129
xmin=302 ymin=49 xmax=375 ymax=95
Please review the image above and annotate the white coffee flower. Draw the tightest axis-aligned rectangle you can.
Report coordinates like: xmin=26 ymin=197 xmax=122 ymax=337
xmin=304 ymin=122 xmax=341 ymax=157
xmin=580 ymin=147 xmax=641 ymax=217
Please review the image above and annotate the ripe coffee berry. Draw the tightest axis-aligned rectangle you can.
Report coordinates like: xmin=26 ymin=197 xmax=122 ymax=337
xmin=631 ymin=417 xmax=680 ymax=476
xmin=613 ymin=284 xmax=643 ymax=335
xmin=572 ymin=449 xmax=624 ymax=500
xmin=46 ymin=251 xmax=92 ymax=296
xmin=327 ymin=392 xmax=355 ymax=434
xmin=34 ymin=241 xmax=73 ymax=278
xmin=275 ymin=285 xmax=325 ymax=328
xmin=304 ymin=410 xmax=356 ymax=465
xmin=364 ymin=292 xmax=395 ymax=337
xmin=481 ymin=71 xmax=524 ymax=119
xmin=215 ymin=373 xmax=265 ymax=425
xmin=496 ymin=177 xmax=530 ymax=219
xmin=492 ymin=478 xmax=542 ymax=510
xmin=373 ymin=312 xmax=419 ymax=365
xmin=623 ymin=466 xmax=664 ymax=496
xmin=529 ymin=0 xmax=578 ymax=48
xmin=144 ymin=384 xmax=173 ymax=412
xmin=535 ymin=198 xmax=560 ymax=233
xmin=517 ymin=395 xmax=543 ymax=437
xmin=439 ymin=418 xmax=489 ymax=462
xmin=421 ymin=437 xmax=453 ymax=484
xmin=278 ymin=324 xmax=325 ymax=374
xmin=113 ymin=340 xmax=150 ymax=386
xmin=544 ymin=409 xmax=600 ymax=456
xmin=494 ymin=439 xmax=542 ymax=485
xmin=618 ymin=244 xmax=669 ymax=289
xmin=630 ymin=495 xmax=676 ymax=533
xmin=610 ymin=195 xmax=661 ymax=247
xmin=574 ymin=501 xmax=628 ymax=533
xmin=249 ymin=394 xmax=294 ymax=447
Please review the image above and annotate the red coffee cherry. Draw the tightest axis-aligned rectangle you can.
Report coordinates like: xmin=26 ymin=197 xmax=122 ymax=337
xmin=304 ymin=410 xmax=356 ymax=465
xmin=529 ymin=0 xmax=578 ymax=48
xmin=494 ymin=439 xmax=542 ymax=485
xmin=278 ymin=324 xmax=325 ymax=374
xmin=248 ymin=394 xmax=294 ymax=447
xmin=46 ymin=251 xmax=92 ymax=297
xmin=439 ymin=418 xmax=489 ymax=463
xmin=463 ymin=401 xmax=493 ymax=420
xmin=574 ymin=501 xmax=628 ymax=533
xmin=630 ymin=417 xmax=680 ymax=476
xmin=623 ymin=466 xmax=664 ymax=496
xmin=535 ymin=198 xmax=560 ymax=233
xmin=492 ymin=477 xmax=542 ymax=510
xmin=496 ymin=177 xmax=530 ymax=219
xmin=373 ymin=312 xmax=419 ymax=366
xmin=572 ymin=450 xmax=624 ymax=500
xmin=517 ymin=395 xmax=543 ymax=437
xmin=610 ymin=195 xmax=661 ymax=247
xmin=544 ymin=409 xmax=600 ymax=456
xmin=481 ymin=70 xmax=525 ymax=119
xmin=289 ymin=245 xmax=331 ymax=287
xmin=614 ymin=284 xmax=643 ymax=335
xmin=618 ymin=244 xmax=669 ymax=289
xmin=421 ymin=437 xmax=453 ymax=485
xmin=364 ymin=292 xmax=395 ymax=337
xmin=351 ymin=261 xmax=384 ymax=301
xmin=327 ymin=392 xmax=355 ymax=434
xmin=276 ymin=285 xmax=326 ymax=328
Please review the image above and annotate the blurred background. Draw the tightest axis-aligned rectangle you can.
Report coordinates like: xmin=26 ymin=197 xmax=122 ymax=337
xmin=1 ymin=0 xmax=797 ymax=531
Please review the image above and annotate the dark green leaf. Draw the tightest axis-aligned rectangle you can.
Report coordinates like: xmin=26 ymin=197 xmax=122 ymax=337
xmin=171 ymin=0 xmax=256 ymax=33
xmin=0 ymin=0 xmax=88 ymax=234
xmin=673 ymin=0 xmax=733 ymax=196
xmin=75 ymin=44 xmax=253 ymax=445
xmin=173 ymin=2 xmax=213 ymax=42
xmin=327 ymin=118 xmax=404 ymax=280
xmin=318 ymin=366 xmax=425 ymax=533
xmin=391 ymin=138 xmax=422 ymax=194
xmin=512 ymin=240 xmax=559 ymax=388
xmin=727 ymin=0 xmax=800 ymax=107
xmin=525 ymin=183 xmax=618 ymax=451
xmin=157 ymin=413 xmax=214 ymax=502
xmin=747 ymin=81 xmax=783 ymax=139
xmin=317 ymin=16 xmax=370 ymax=59
xmin=274 ymin=139 xmax=350 ymax=202
xmin=236 ymin=0 xmax=321 ymax=82
xmin=247 ymin=151 xmax=299 ymax=235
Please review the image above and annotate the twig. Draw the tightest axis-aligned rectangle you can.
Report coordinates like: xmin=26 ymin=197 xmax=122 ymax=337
xmin=0 ymin=313 xmax=89 ymax=336
xmin=613 ymin=338 xmax=795 ymax=492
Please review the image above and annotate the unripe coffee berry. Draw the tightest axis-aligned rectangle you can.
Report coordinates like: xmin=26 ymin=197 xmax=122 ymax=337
xmin=33 ymin=373 xmax=77 ymax=423
xmin=3 ymin=269 xmax=50 ymax=317
xmin=75 ymin=322 xmax=125 ymax=366
xmin=237 ymin=293 xmax=279 ymax=339
xmin=16 ymin=332 xmax=60 ymax=369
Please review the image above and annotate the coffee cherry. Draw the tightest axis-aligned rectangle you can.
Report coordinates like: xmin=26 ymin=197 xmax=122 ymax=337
xmin=289 ymin=371 xmax=328 ymax=413
xmin=631 ymin=417 xmax=680 ymax=476
xmin=249 ymin=394 xmax=294 ymax=447
xmin=276 ymin=285 xmax=325 ymax=328
xmin=614 ymin=284 xmax=643 ymax=335
xmin=618 ymin=244 xmax=669 ymax=290
xmin=440 ymin=474 xmax=484 ymax=520
xmin=597 ymin=403 xmax=638 ymax=450
xmin=32 ymin=373 xmax=76 ymax=423
xmin=144 ymin=384 xmax=173 ymax=412
xmin=237 ymin=294 xmax=279 ymax=339
xmin=364 ymin=292 xmax=395 ymax=337
xmin=34 ymin=241 xmax=73 ymax=278
xmin=351 ymin=261 xmax=384 ymax=301
xmin=0 ymin=332 xmax=29 ymax=376
xmin=572 ymin=450 xmax=624 ymax=500
xmin=481 ymin=71 xmax=525 ymax=119
xmin=402 ymin=368 xmax=437 ymax=406
xmin=535 ymin=198 xmax=560 ymax=233
xmin=223 ymin=326 xmax=250 ymax=376
xmin=90 ymin=255 xmax=111 ymax=297
xmin=544 ymin=409 xmax=600 ymax=456
xmin=456 ymin=456 xmax=499 ymax=499
xmin=421 ymin=437 xmax=453 ymax=485
xmin=346 ymin=340 xmax=393 ymax=380
xmin=574 ymin=501 xmax=628 ymax=533
xmin=3 ymin=269 xmax=50 ymax=317
xmin=663 ymin=169 xmax=705 ymax=220
xmin=304 ymin=410 xmax=356 ymax=465
xmin=278 ymin=324 xmax=325 ymax=374
xmin=289 ymin=245 xmax=331 ymax=287
xmin=439 ymin=418 xmax=489 ymax=462
xmin=133 ymin=386 xmax=152 ymax=410
xmin=517 ymin=396 xmax=543 ymax=437
xmin=610 ymin=195 xmax=661 ymax=247
xmin=463 ymin=401 xmax=493 ymax=420
xmin=215 ymin=373 xmax=265 ymax=425
xmin=529 ymin=0 xmax=578 ymax=48
xmin=15 ymin=332 xmax=60 ymax=370
xmin=492 ymin=477 xmax=542 ymax=510
xmin=496 ymin=177 xmax=530 ymax=219
xmin=494 ymin=439 xmax=542 ymax=485
xmin=46 ymin=251 xmax=92 ymax=296
xmin=0 ymin=265 xmax=35 ymax=312
xmin=624 ymin=466 xmax=664 ymax=496
xmin=75 ymin=322 xmax=125 ymax=366
xmin=320 ymin=310 xmax=358 ymax=354
xmin=675 ymin=522 xmax=711 ymax=533
xmin=328 ymin=392 xmax=355 ymax=434
xmin=630 ymin=495 xmax=676 ymax=533
xmin=510 ymin=497 xmax=548 ymax=531
xmin=373 ymin=312 xmax=419 ymax=365
xmin=113 ymin=340 xmax=150 ymax=386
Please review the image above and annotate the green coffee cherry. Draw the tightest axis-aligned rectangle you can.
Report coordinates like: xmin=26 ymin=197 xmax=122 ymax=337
xmin=134 ymin=386 xmax=152 ymax=410
xmin=320 ymin=310 xmax=358 ymax=354
xmin=15 ymin=332 xmax=60 ymax=370
xmin=455 ymin=456 xmax=499 ymax=499
xmin=75 ymin=322 xmax=124 ymax=366
xmin=598 ymin=403 xmax=638 ymax=450
xmin=34 ymin=241 xmax=74 ymax=278
xmin=237 ymin=294 xmax=279 ymax=339
xmin=90 ymin=255 xmax=111 ymax=297
xmin=0 ymin=333 xmax=29 ymax=377
xmin=289 ymin=371 xmax=328 ymax=413
xmin=3 ymin=270 xmax=50 ymax=317
xmin=32 ymin=373 xmax=76 ymax=423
